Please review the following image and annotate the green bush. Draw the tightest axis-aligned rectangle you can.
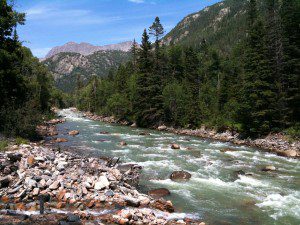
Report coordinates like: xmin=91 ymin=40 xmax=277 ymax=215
xmin=285 ymin=124 xmax=300 ymax=141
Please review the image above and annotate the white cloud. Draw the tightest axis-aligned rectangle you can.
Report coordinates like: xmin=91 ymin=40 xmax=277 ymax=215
xmin=128 ymin=0 xmax=145 ymax=3
xmin=24 ymin=4 xmax=121 ymax=26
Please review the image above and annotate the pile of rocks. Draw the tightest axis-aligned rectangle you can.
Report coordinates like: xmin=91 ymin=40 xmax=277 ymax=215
xmin=0 ymin=143 xmax=201 ymax=224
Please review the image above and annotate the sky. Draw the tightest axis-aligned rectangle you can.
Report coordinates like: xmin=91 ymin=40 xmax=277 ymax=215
xmin=16 ymin=0 xmax=221 ymax=58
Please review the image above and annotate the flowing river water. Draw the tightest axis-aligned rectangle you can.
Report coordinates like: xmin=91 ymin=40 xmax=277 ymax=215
xmin=55 ymin=109 xmax=300 ymax=225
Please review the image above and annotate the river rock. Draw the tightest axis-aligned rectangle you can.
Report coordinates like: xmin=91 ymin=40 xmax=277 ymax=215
xmin=262 ymin=165 xmax=276 ymax=172
xmin=148 ymin=188 xmax=171 ymax=198
xmin=27 ymin=155 xmax=35 ymax=166
xmin=32 ymin=188 xmax=40 ymax=196
xmin=170 ymin=171 xmax=191 ymax=181
xmin=7 ymin=153 xmax=22 ymax=163
xmin=55 ymin=138 xmax=68 ymax=143
xmin=158 ymin=125 xmax=167 ymax=131
xmin=69 ymin=130 xmax=79 ymax=136
xmin=139 ymin=132 xmax=150 ymax=136
xmin=0 ymin=176 xmax=10 ymax=188
xmin=124 ymin=196 xmax=140 ymax=207
xmin=94 ymin=176 xmax=110 ymax=190
xmin=120 ymin=141 xmax=127 ymax=146
xmin=49 ymin=181 xmax=60 ymax=190
xmin=277 ymin=150 xmax=297 ymax=157
xmin=171 ymin=144 xmax=180 ymax=149
xmin=220 ymin=148 xmax=236 ymax=153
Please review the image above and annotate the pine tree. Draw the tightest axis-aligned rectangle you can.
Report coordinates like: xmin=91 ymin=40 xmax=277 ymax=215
xmin=280 ymin=0 xmax=300 ymax=125
xmin=238 ymin=0 xmax=277 ymax=136
xmin=131 ymin=39 xmax=139 ymax=70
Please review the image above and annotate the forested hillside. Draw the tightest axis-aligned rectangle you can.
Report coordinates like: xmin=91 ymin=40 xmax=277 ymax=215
xmin=0 ymin=0 xmax=64 ymax=139
xmin=75 ymin=0 xmax=300 ymax=138
xmin=164 ymin=0 xmax=265 ymax=54
xmin=44 ymin=50 xmax=130 ymax=92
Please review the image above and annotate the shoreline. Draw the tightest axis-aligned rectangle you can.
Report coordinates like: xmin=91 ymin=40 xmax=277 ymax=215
xmin=0 ymin=118 xmax=203 ymax=225
xmin=81 ymin=110 xmax=300 ymax=159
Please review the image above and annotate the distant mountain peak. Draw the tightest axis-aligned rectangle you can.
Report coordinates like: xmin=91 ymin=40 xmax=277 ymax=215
xmin=45 ymin=41 xmax=133 ymax=59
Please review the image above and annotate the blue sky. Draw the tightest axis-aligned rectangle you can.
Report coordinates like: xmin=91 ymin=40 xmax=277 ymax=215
xmin=16 ymin=0 xmax=221 ymax=58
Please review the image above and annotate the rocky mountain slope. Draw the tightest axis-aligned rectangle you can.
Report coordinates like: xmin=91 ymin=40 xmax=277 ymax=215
xmin=45 ymin=41 xmax=133 ymax=59
xmin=44 ymin=50 xmax=130 ymax=92
xmin=163 ymin=0 xmax=262 ymax=54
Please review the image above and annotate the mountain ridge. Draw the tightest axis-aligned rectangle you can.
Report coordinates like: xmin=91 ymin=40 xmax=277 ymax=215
xmin=44 ymin=41 xmax=133 ymax=59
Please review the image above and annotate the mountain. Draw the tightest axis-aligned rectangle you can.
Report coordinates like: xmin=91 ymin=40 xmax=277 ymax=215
xmin=163 ymin=0 xmax=254 ymax=54
xmin=44 ymin=50 xmax=131 ymax=92
xmin=45 ymin=41 xmax=133 ymax=59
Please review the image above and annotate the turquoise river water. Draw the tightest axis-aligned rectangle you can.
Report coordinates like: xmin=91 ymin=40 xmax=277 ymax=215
xmin=55 ymin=109 xmax=300 ymax=225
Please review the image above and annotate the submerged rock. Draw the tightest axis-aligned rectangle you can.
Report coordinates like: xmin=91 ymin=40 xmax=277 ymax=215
xmin=55 ymin=138 xmax=68 ymax=143
xmin=120 ymin=141 xmax=127 ymax=146
xmin=277 ymin=150 xmax=297 ymax=157
xmin=148 ymin=188 xmax=170 ymax=198
xmin=170 ymin=171 xmax=191 ymax=181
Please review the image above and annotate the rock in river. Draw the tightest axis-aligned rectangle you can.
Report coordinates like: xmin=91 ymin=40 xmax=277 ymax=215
xmin=171 ymin=144 xmax=180 ymax=150
xmin=170 ymin=171 xmax=191 ymax=181
xmin=148 ymin=188 xmax=171 ymax=198
xmin=262 ymin=165 xmax=276 ymax=172
xmin=68 ymin=130 xmax=79 ymax=136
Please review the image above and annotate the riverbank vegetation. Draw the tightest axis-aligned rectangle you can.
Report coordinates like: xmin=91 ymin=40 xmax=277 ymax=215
xmin=75 ymin=0 xmax=299 ymax=138
xmin=0 ymin=0 xmax=66 ymax=139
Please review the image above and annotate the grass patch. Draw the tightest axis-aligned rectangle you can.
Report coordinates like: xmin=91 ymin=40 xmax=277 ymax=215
xmin=15 ymin=137 xmax=29 ymax=145
xmin=0 ymin=140 xmax=8 ymax=151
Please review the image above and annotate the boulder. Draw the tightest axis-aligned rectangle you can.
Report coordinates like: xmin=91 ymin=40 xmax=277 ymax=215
xmin=171 ymin=144 xmax=180 ymax=150
xmin=262 ymin=165 xmax=276 ymax=172
xmin=68 ymin=130 xmax=79 ymax=136
xmin=158 ymin=125 xmax=167 ymax=131
xmin=170 ymin=171 xmax=191 ymax=181
xmin=94 ymin=176 xmax=110 ymax=190
xmin=277 ymin=150 xmax=297 ymax=157
xmin=131 ymin=123 xmax=137 ymax=128
xmin=148 ymin=188 xmax=170 ymax=198
xmin=32 ymin=188 xmax=40 ymax=196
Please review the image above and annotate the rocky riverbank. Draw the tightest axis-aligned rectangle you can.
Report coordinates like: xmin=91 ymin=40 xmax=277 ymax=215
xmin=0 ymin=138 xmax=203 ymax=224
xmin=81 ymin=111 xmax=300 ymax=159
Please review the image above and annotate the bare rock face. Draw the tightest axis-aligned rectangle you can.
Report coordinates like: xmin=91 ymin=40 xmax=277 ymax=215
xmin=45 ymin=41 xmax=133 ymax=59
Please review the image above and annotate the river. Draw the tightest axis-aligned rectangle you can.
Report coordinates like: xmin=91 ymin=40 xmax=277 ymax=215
xmin=54 ymin=109 xmax=300 ymax=225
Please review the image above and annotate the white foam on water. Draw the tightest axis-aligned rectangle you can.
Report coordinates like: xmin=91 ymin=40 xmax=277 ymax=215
xmin=172 ymin=189 xmax=194 ymax=200
xmin=235 ymin=175 xmax=269 ymax=187
xmin=112 ymin=149 xmax=131 ymax=153
xmin=256 ymin=193 xmax=300 ymax=220
xmin=192 ymin=177 xmax=236 ymax=188
xmin=145 ymin=154 xmax=168 ymax=158
xmin=149 ymin=179 xmax=190 ymax=188
xmin=139 ymin=160 xmax=181 ymax=171
xmin=209 ymin=142 xmax=228 ymax=147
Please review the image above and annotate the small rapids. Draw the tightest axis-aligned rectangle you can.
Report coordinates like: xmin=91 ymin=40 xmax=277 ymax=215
xmin=55 ymin=109 xmax=300 ymax=225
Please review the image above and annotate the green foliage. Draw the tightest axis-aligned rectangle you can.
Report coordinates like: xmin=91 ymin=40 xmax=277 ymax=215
xmin=15 ymin=137 xmax=29 ymax=145
xmin=0 ymin=0 xmax=56 ymax=140
xmin=74 ymin=2 xmax=299 ymax=138
xmin=0 ymin=140 xmax=8 ymax=152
